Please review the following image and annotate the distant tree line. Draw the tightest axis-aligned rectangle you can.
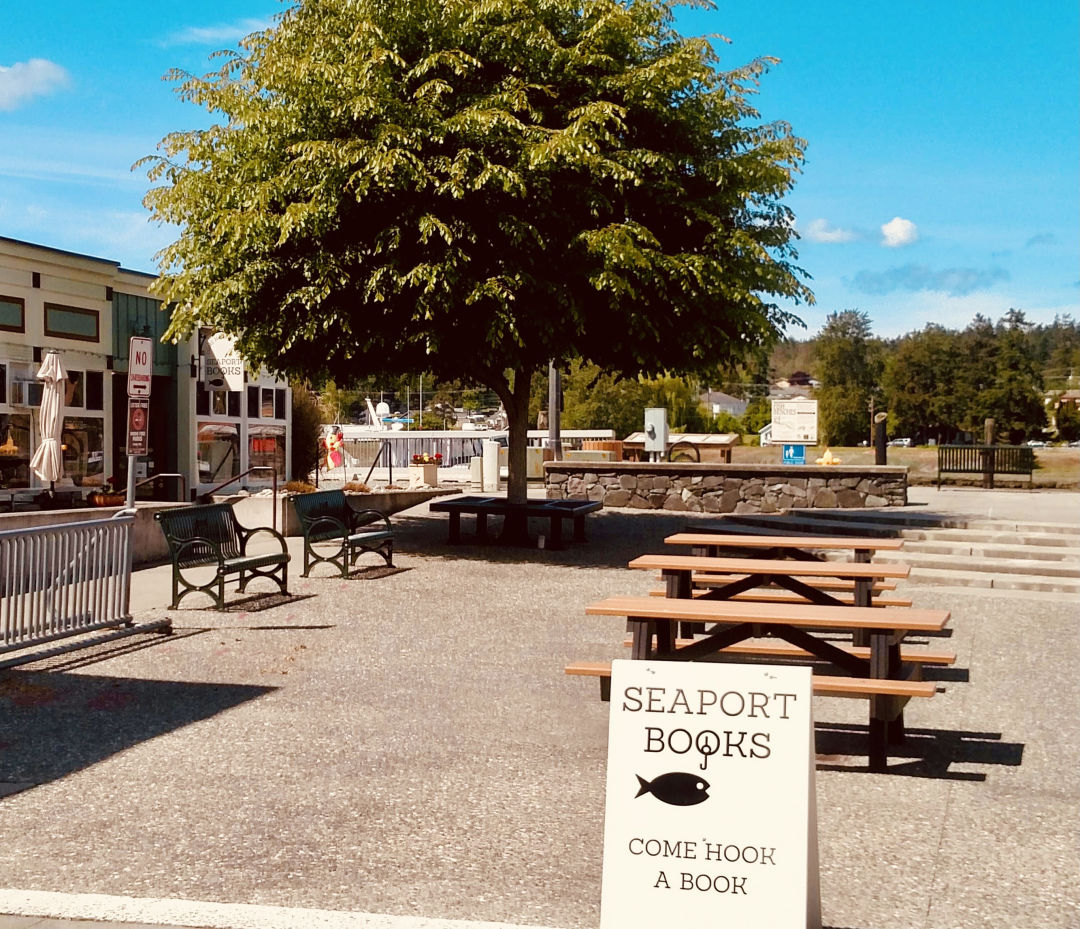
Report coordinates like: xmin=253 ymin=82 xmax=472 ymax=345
xmin=808 ymin=309 xmax=1079 ymax=446
xmin=297 ymin=309 xmax=1080 ymax=448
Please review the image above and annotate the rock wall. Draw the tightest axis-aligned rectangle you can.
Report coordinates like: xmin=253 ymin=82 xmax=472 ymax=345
xmin=544 ymin=462 xmax=907 ymax=511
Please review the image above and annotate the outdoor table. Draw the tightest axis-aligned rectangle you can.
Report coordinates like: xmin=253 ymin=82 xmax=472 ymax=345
xmin=583 ymin=594 xmax=950 ymax=771
xmin=629 ymin=552 xmax=910 ymax=608
xmin=428 ymin=495 xmax=600 ymax=547
xmin=663 ymin=532 xmax=904 ymax=563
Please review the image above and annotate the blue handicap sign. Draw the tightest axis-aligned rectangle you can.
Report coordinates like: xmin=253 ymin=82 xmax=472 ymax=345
xmin=782 ymin=443 xmax=806 ymax=465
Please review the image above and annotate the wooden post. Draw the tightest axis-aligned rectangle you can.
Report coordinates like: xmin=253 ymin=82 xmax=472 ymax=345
xmin=982 ymin=418 xmax=996 ymax=488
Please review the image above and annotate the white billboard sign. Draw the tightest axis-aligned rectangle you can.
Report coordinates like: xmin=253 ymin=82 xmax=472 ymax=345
xmin=600 ymin=660 xmax=819 ymax=929
xmin=203 ymin=332 xmax=244 ymax=391
xmin=770 ymin=399 xmax=818 ymax=445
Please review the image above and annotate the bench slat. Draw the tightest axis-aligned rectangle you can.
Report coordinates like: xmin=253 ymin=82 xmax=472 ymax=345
xmin=564 ymin=661 xmax=936 ymax=699
xmin=664 ymin=533 xmax=904 ymax=551
xmin=586 ymin=595 xmax=950 ymax=633
xmin=630 ymin=554 xmax=910 ymax=579
xmin=620 ymin=637 xmax=955 ymax=665
xmin=647 ymin=588 xmax=914 ymax=608
xmin=692 ymin=574 xmax=898 ymax=592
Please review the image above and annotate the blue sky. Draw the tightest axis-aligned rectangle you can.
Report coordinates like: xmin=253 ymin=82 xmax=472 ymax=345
xmin=2 ymin=0 xmax=1077 ymax=339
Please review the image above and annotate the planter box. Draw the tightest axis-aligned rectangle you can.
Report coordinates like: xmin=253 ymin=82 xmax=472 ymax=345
xmin=408 ymin=463 xmax=439 ymax=486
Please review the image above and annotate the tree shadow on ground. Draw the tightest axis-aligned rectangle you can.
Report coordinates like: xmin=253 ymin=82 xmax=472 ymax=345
xmin=391 ymin=508 xmax=708 ymax=569
xmin=0 ymin=659 xmax=276 ymax=798
xmin=389 ymin=504 xmax=987 ymax=570
xmin=814 ymin=722 xmax=1024 ymax=780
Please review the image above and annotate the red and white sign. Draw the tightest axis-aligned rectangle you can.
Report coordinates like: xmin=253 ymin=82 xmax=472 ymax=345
xmin=128 ymin=336 xmax=153 ymax=398
xmin=127 ymin=397 xmax=150 ymax=456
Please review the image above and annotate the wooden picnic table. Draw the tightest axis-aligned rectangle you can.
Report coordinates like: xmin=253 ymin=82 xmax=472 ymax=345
xmin=428 ymin=495 xmax=601 ymax=547
xmin=581 ymin=594 xmax=950 ymax=771
xmin=663 ymin=532 xmax=904 ymax=563
xmin=629 ymin=553 xmax=910 ymax=608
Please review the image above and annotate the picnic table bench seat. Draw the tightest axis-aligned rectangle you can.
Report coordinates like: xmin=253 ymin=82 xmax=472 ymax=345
xmin=289 ymin=489 xmax=394 ymax=577
xmin=565 ymin=660 xmax=938 ymax=702
xmin=647 ymin=586 xmax=914 ymax=608
xmin=155 ymin=502 xmax=289 ymax=609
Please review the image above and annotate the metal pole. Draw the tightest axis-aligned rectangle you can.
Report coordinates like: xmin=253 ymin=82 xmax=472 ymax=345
xmin=124 ymin=453 xmax=137 ymax=510
xmin=547 ymin=361 xmax=562 ymax=459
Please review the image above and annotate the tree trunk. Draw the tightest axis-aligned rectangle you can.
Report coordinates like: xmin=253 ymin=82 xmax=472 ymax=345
xmin=499 ymin=366 xmax=534 ymax=544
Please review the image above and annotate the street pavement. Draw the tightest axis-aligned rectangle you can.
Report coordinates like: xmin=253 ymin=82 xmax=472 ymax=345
xmin=1 ymin=485 xmax=1078 ymax=929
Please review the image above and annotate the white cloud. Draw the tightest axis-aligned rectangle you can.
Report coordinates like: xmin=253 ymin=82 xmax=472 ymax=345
xmin=0 ymin=59 xmax=69 ymax=111
xmin=804 ymin=218 xmax=857 ymax=244
xmin=161 ymin=18 xmax=271 ymax=46
xmin=880 ymin=216 xmax=918 ymax=248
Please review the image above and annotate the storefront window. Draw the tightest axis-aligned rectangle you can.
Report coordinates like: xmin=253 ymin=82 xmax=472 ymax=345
xmin=198 ymin=421 xmax=240 ymax=486
xmin=64 ymin=370 xmax=84 ymax=408
xmin=249 ymin=424 xmax=286 ymax=480
xmin=0 ymin=414 xmax=31 ymax=489
xmin=62 ymin=416 xmax=105 ymax=488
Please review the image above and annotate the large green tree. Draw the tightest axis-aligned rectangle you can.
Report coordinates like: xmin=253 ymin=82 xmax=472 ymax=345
xmin=813 ymin=310 xmax=882 ymax=446
xmin=143 ymin=0 xmax=811 ymax=527
xmin=883 ymin=324 xmax=966 ymax=443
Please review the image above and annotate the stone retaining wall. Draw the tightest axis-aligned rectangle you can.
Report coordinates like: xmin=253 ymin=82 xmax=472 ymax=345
xmin=544 ymin=462 xmax=907 ymax=512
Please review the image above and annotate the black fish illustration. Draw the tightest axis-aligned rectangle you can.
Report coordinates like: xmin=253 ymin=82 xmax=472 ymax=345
xmin=635 ymin=772 xmax=710 ymax=806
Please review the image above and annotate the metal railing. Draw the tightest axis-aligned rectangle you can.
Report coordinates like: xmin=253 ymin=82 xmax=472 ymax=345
xmin=134 ymin=472 xmax=187 ymax=503
xmin=0 ymin=512 xmax=168 ymax=668
xmin=199 ymin=466 xmax=279 ymax=531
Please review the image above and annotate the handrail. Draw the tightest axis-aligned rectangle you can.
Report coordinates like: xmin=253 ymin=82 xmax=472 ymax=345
xmin=133 ymin=472 xmax=187 ymax=503
xmin=198 ymin=467 xmax=279 ymax=532
xmin=363 ymin=439 xmax=392 ymax=487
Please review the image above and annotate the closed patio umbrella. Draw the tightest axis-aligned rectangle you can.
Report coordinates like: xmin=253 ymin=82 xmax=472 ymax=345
xmin=29 ymin=350 xmax=65 ymax=492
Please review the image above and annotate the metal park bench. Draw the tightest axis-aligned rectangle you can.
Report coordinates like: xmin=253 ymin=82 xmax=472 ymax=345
xmin=289 ymin=489 xmax=394 ymax=578
xmin=936 ymin=444 xmax=1034 ymax=488
xmin=155 ymin=503 xmax=290 ymax=609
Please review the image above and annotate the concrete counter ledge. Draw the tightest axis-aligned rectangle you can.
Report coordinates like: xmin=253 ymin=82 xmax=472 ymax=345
xmin=543 ymin=460 xmax=908 ymax=512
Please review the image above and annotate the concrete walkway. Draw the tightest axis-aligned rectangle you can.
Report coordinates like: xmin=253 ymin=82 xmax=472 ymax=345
xmin=1 ymin=489 xmax=1078 ymax=929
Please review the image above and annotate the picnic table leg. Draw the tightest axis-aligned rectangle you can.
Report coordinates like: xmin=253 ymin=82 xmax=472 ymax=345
xmin=447 ymin=512 xmax=461 ymax=544
xmin=629 ymin=618 xmax=653 ymax=659
xmin=573 ymin=514 xmax=588 ymax=543
xmin=867 ymin=632 xmax=907 ymax=769
xmin=476 ymin=512 xmax=488 ymax=541
xmin=665 ymin=569 xmax=704 ymax=638
xmin=549 ymin=514 xmax=564 ymax=549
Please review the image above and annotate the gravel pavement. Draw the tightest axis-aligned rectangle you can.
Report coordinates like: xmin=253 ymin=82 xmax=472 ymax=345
xmin=1 ymin=491 xmax=1077 ymax=929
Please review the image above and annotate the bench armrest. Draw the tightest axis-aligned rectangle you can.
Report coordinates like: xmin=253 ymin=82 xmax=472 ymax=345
xmin=303 ymin=514 xmax=349 ymax=538
xmin=238 ymin=524 xmax=289 ymax=555
xmin=346 ymin=506 xmax=392 ymax=534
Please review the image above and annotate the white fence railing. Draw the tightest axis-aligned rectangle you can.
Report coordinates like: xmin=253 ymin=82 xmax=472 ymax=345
xmin=0 ymin=513 xmax=169 ymax=668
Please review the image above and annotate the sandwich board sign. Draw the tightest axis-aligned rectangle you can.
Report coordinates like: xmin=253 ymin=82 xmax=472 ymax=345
xmin=600 ymin=659 xmax=820 ymax=929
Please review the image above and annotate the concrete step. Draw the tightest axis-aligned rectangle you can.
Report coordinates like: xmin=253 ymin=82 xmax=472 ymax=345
xmin=893 ymin=539 xmax=1080 ymax=561
xmin=904 ymin=568 xmax=1080 ymax=594
xmin=889 ymin=550 xmax=1080 ymax=578
xmin=897 ymin=528 xmax=1080 ymax=548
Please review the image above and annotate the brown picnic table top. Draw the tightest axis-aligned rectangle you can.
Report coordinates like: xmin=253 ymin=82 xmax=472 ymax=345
xmin=630 ymin=552 xmax=909 ymax=610
xmin=663 ymin=532 xmax=904 ymax=560
xmin=629 ymin=553 xmax=910 ymax=578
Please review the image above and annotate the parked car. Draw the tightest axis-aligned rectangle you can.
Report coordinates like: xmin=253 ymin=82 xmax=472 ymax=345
xmin=887 ymin=437 xmax=913 ymax=447
xmin=1026 ymin=439 xmax=1047 ymax=447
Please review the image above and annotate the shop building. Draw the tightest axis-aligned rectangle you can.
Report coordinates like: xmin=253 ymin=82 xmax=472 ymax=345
xmin=0 ymin=236 xmax=290 ymax=504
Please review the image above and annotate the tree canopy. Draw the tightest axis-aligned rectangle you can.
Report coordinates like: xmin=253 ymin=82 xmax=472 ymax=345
xmin=142 ymin=0 xmax=811 ymax=508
